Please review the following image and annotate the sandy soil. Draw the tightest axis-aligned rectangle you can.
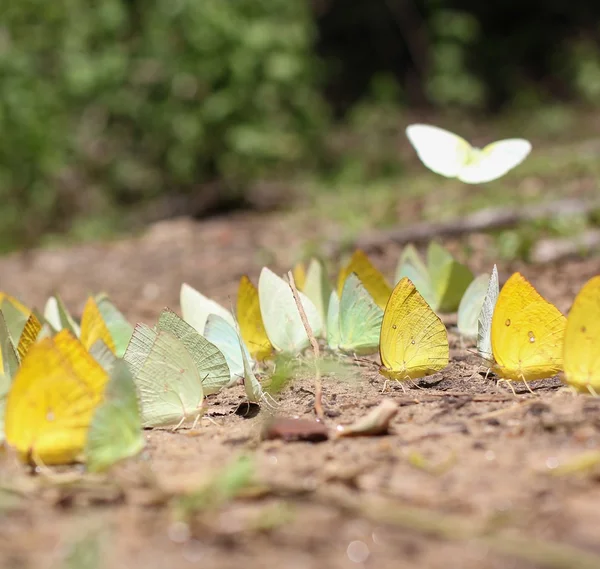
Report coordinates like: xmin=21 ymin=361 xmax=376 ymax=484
xmin=0 ymin=212 xmax=599 ymax=569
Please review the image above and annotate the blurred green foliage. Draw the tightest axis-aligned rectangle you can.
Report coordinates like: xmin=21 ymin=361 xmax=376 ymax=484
xmin=0 ymin=0 xmax=325 ymax=251
xmin=2 ymin=0 xmax=600 ymax=252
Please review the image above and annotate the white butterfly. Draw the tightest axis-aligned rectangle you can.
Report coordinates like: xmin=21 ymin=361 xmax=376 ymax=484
xmin=406 ymin=124 xmax=531 ymax=184
xmin=476 ymin=265 xmax=499 ymax=362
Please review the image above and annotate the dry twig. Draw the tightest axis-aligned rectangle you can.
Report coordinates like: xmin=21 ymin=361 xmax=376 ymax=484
xmin=287 ymin=271 xmax=324 ymax=421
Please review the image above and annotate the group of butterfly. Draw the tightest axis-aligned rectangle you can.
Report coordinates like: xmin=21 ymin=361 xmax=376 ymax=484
xmin=1 ymin=235 xmax=598 ymax=473
xmin=0 ymin=123 xmax=582 ymax=473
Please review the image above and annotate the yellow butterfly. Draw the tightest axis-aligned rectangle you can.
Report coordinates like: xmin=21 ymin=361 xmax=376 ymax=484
xmin=338 ymin=250 xmax=391 ymax=310
xmin=292 ymin=262 xmax=307 ymax=291
xmin=5 ymin=330 xmax=109 ymax=465
xmin=563 ymin=276 xmax=600 ymax=395
xmin=16 ymin=313 xmax=43 ymax=361
xmin=491 ymin=273 xmax=565 ymax=389
xmin=379 ymin=277 xmax=449 ymax=382
xmin=80 ymin=297 xmax=116 ymax=353
xmin=237 ymin=275 xmax=273 ymax=360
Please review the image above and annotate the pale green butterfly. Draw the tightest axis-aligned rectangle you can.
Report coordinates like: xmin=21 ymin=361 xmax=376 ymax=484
xmin=94 ymin=294 xmax=133 ymax=357
xmin=1 ymin=299 xmax=30 ymax=346
xmin=89 ymin=340 xmax=119 ymax=374
xmin=205 ymin=312 xmax=269 ymax=405
xmin=457 ymin=273 xmax=491 ymax=339
xmin=156 ymin=309 xmax=231 ymax=395
xmin=258 ymin=267 xmax=323 ymax=355
xmin=326 ymin=291 xmax=340 ymax=351
xmin=204 ymin=313 xmax=253 ymax=387
xmin=301 ymin=259 xmax=332 ymax=336
xmin=0 ymin=312 xmax=18 ymax=444
xmin=180 ymin=282 xmax=235 ymax=334
xmin=124 ymin=323 xmax=204 ymax=428
xmin=0 ymin=311 xmax=19 ymax=379
xmin=338 ymin=273 xmax=383 ymax=355
xmin=43 ymin=295 xmax=80 ymax=336
xmin=406 ymin=124 xmax=531 ymax=184
xmin=477 ymin=265 xmax=499 ymax=362
xmin=395 ymin=242 xmax=473 ymax=313
xmin=85 ymin=360 xmax=144 ymax=472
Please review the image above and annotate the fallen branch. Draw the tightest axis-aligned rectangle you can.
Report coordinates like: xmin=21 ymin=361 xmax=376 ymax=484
xmin=336 ymin=198 xmax=599 ymax=255
xmin=287 ymin=271 xmax=324 ymax=421
xmin=530 ymin=229 xmax=600 ymax=264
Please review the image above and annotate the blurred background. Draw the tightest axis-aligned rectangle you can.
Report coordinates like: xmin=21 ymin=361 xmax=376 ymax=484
xmin=1 ymin=0 xmax=599 ymax=255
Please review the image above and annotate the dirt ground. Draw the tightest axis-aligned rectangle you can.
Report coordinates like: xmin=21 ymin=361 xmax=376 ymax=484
xmin=1 ymin=210 xmax=600 ymax=569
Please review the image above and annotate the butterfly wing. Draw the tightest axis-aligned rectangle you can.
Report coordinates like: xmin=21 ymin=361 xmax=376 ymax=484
xmin=427 ymin=242 xmax=474 ymax=313
xmin=406 ymin=124 xmax=472 ymax=178
xmin=302 ymin=259 xmax=332 ymax=336
xmin=491 ymin=273 xmax=565 ymax=380
xmin=339 ymin=274 xmax=384 ymax=355
xmin=123 ymin=323 xmax=157 ymax=379
xmin=236 ymin=276 xmax=273 ymax=360
xmin=180 ymin=283 xmax=235 ymax=334
xmin=1 ymin=297 xmax=30 ymax=346
xmin=326 ymin=291 xmax=341 ymax=351
xmin=337 ymin=250 xmax=391 ymax=310
xmin=457 ymin=273 xmax=491 ymax=339
xmin=204 ymin=313 xmax=251 ymax=386
xmin=379 ymin=277 xmax=449 ymax=380
xmin=157 ymin=309 xmax=230 ymax=395
xmin=80 ymin=297 xmax=116 ymax=353
xmin=0 ymin=312 xmax=19 ymax=378
xmin=394 ymin=244 xmax=436 ymax=309
xmin=458 ymin=139 xmax=531 ymax=184
xmin=16 ymin=313 xmax=42 ymax=361
xmin=133 ymin=330 xmax=203 ymax=428
xmin=95 ymin=294 xmax=133 ymax=357
xmin=85 ymin=360 xmax=144 ymax=472
xmin=5 ymin=331 xmax=109 ymax=464
xmin=258 ymin=267 xmax=323 ymax=354
xmin=563 ymin=276 xmax=600 ymax=393
xmin=477 ymin=265 xmax=499 ymax=361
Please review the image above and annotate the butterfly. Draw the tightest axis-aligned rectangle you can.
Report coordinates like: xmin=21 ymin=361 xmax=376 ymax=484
xmin=406 ymin=124 xmax=532 ymax=184
xmin=5 ymin=330 xmax=109 ymax=465
xmin=338 ymin=250 xmax=391 ymax=310
xmin=155 ymin=309 xmax=231 ymax=395
xmin=85 ymin=359 xmax=144 ymax=472
xmin=124 ymin=322 xmax=205 ymax=429
xmin=491 ymin=273 xmax=565 ymax=390
xmin=297 ymin=259 xmax=332 ymax=337
xmin=80 ymin=297 xmax=116 ymax=354
xmin=379 ymin=277 xmax=449 ymax=382
xmin=236 ymin=275 xmax=273 ymax=360
xmin=326 ymin=291 xmax=341 ymax=352
xmin=563 ymin=276 xmax=600 ymax=395
xmin=44 ymin=295 xmax=81 ymax=336
xmin=457 ymin=272 xmax=492 ymax=339
xmin=180 ymin=282 xmax=235 ymax=335
xmin=204 ymin=313 xmax=254 ymax=386
xmin=258 ymin=267 xmax=322 ymax=355
xmin=477 ymin=265 xmax=499 ymax=362
xmin=395 ymin=242 xmax=473 ymax=313
xmin=94 ymin=294 xmax=133 ymax=357
xmin=335 ymin=273 xmax=383 ymax=355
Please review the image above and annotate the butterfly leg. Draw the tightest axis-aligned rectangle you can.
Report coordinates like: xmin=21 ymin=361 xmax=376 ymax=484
xmin=518 ymin=373 xmax=535 ymax=395
xmin=588 ymin=385 xmax=599 ymax=397
xmin=172 ymin=416 xmax=186 ymax=431
xmin=497 ymin=378 xmax=517 ymax=396
xmin=191 ymin=413 xmax=201 ymax=430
